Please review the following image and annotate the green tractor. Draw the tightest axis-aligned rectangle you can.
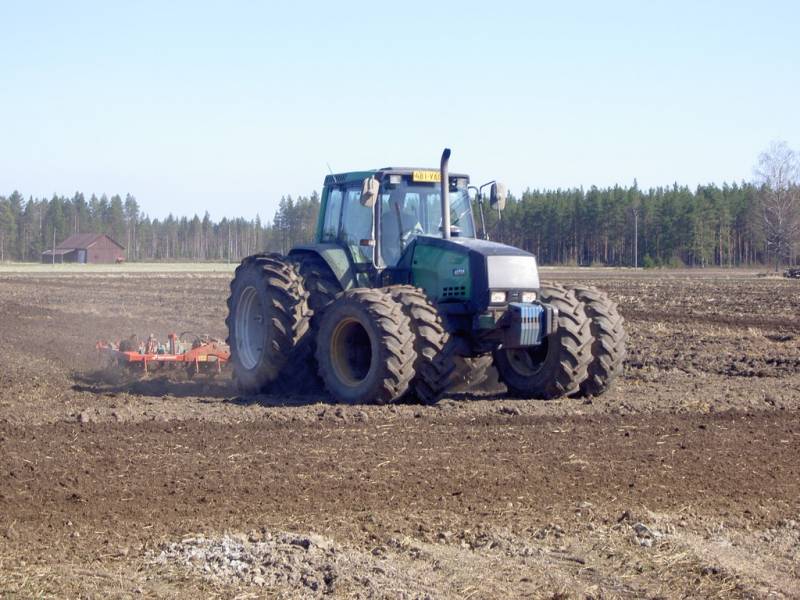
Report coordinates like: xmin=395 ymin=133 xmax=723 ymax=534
xmin=226 ymin=149 xmax=626 ymax=403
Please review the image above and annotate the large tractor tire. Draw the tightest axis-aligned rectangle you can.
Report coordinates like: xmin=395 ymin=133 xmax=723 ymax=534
xmin=225 ymin=253 xmax=311 ymax=394
xmin=571 ymin=286 xmax=626 ymax=397
xmin=316 ymin=288 xmax=416 ymax=404
xmin=264 ymin=253 xmax=344 ymax=394
xmin=294 ymin=253 xmax=342 ymax=327
xmin=493 ymin=284 xmax=592 ymax=399
xmin=388 ymin=285 xmax=450 ymax=403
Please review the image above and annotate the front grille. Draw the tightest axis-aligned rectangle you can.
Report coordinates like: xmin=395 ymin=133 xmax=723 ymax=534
xmin=442 ymin=286 xmax=466 ymax=298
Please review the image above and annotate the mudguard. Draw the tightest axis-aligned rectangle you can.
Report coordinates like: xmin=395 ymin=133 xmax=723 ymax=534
xmin=289 ymin=244 xmax=359 ymax=290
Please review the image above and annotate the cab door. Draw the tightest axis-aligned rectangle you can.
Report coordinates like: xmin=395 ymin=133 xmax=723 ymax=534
xmin=340 ymin=186 xmax=375 ymax=267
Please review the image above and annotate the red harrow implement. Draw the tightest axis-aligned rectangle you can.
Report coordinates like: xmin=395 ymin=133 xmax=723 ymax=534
xmin=96 ymin=332 xmax=230 ymax=376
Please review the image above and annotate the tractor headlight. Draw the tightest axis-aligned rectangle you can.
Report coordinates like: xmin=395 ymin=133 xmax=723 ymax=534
xmin=490 ymin=291 xmax=507 ymax=304
xmin=521 ymin=291 xmax=537 ymax=303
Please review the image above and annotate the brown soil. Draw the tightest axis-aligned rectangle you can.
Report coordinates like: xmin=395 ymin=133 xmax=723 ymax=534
xmin=0 ymin=268 xmax=799 ymax=599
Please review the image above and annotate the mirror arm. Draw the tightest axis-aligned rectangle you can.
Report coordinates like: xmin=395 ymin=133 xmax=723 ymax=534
xmin=478 ymin=181 xmax=496 ymax=240
xmin=468 ymin=185 xmax=487 ymax=240
xmin=373 ymin=181 xmax=382 ymax=267
xmin=479 ymin=199 xmax=488 ymax=240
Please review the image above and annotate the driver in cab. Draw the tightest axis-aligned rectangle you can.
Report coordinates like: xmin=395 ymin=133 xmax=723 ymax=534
xmin=380 ymin=192 xmax=423 ymax=265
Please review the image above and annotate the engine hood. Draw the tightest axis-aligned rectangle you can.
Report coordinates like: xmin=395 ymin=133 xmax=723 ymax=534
xmin=405 ymin=236 xmax=541 ymax=314
xmin=423 ymin=236 xmax=534 ymax=258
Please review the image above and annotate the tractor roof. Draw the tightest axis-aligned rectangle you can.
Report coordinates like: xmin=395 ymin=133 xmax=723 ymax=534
xmin=324 ymin=167 xmax=469 ymax=187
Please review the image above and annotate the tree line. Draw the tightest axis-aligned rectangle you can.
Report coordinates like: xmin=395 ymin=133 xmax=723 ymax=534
xmin=1 ymin=144 xmax=797 ymax=267
xmin=0 ymin=191 xmax=321 ymax=263
xmin=486 ymin=181 xmax=768 ymax=268
xmin=480 ymin=142 xmax=798 ymax=269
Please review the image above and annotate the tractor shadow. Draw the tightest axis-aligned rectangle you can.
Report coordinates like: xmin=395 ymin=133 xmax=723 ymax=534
xmin=72 ymin=368 xmax=233 ymax=399
xmin=226 ymin=376 xmax=333 ymax=407
xmin=72 ymin=368 xmax=330 ymax=407
xmin=225 ymin=393 xmax=331 ymax=408
xmin=71 ymin=369 xmax=508 ymax=407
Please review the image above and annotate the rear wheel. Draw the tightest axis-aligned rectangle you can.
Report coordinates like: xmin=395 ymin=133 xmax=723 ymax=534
xmin=277 ymin=253 xmax=344 ymax=393
xmin=494 ymin=284 xmax=592 ymax=399
xmin=316 ymin=289 xmax=416 ymax=404
xmin=571 ymin=286 xmax=626 ymax=397
xmin=225 ymin=253 xmax=311 ymax=394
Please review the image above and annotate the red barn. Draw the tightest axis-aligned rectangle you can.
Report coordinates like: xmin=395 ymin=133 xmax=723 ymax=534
xmin=41 ymin=234 xmax=125 ymax=264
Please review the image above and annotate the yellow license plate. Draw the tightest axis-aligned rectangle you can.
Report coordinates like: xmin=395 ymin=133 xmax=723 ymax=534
xmin=412 ymin=170 xmax=440 ymax=183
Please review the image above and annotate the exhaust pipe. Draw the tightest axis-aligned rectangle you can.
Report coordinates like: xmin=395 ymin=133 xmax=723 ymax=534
xmin=440 ymin=148 xmax=451 ymax=240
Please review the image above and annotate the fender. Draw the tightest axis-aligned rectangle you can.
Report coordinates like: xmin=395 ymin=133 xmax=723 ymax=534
xmin=289 ymin=244 xmax=358 ymax=290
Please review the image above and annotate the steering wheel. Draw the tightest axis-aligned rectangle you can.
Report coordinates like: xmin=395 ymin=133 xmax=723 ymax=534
xmin=401 ymin=223 xmax=424 ymax=243
xmin=454 ymin=205 xmax=472 ymax=225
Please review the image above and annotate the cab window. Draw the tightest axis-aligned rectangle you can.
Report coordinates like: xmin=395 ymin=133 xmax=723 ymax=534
xmin=321 ymin=188 xmax=342 ymax=241
xmin=341 ymin=187 xmax=374 ymax=263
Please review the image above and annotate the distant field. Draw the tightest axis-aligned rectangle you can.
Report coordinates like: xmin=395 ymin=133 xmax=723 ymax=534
xmin=0 ymin=261 xmax=237 ymax=274
xmin=0 ymin=261 xmax=775 ymax=279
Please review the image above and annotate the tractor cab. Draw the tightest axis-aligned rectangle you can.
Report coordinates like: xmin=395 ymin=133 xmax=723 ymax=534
xmin=312 ymin=168 xmax=476 ymax=270
xmin=289 ymin=158 xmax=527 ymax=321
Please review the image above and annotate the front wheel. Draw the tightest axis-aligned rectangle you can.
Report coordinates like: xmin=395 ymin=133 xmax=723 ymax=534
xmin=571 ymin=286 xmax=626 ymax=397
xmin=316 ymin=289 xmax=416 ymax=404
xmin=494 ymin=284 xmax=592 ymax=399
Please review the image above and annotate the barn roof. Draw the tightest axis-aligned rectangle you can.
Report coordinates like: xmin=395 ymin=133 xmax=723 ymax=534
xmin=55 ymin=233 xmax=125 ymax=250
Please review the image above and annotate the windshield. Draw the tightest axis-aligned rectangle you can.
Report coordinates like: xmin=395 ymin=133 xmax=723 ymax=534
xmin=379 ymin=180 xmax=475 ymax=265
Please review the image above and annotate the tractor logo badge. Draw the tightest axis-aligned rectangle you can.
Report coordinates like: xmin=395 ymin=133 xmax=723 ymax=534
xmin=452 ymin=268 xmax=466 ymax=276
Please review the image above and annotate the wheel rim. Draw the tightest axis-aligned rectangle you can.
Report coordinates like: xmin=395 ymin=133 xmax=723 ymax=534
xmin=235 ymin=286 xmax=265 ymax=370
xmin=330 ymin=317 xmax=372 ymax=387
xmin=505 ymin=340 xmax=549 ymax=377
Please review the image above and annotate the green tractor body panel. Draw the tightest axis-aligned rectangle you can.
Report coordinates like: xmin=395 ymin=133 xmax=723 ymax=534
xmin=405 ymin=235 xmax=540 ymax=309
xmin=395 ymin=235 xmax=549 ymax=347
xmin=289 ymin=244 xmax=363 ymax=290
xmin=409 ymin=243 xmax=471 ymax=303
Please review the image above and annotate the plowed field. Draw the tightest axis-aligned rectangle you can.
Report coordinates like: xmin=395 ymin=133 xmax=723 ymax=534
xmin=1 ymin=266 xmax=798 ymax=599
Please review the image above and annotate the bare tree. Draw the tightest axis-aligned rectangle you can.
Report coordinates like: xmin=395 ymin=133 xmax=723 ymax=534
xmin=754 ymin=141 xmax=800 ymax=270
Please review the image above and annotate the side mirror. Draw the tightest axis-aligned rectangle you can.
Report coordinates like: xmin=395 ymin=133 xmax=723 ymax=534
xmin=360 ymin=176 xmax=379 ymax=208
xmin=490 ymin=182 xmax=507 ymax=211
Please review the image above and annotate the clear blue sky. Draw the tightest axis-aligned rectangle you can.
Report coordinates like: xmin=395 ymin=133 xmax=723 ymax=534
xmin=1 ymin=1 xmax=798 ymax=221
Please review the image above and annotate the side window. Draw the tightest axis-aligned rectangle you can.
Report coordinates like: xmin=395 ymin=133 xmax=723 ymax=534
xmin=321 ymin=188 xmax=343 ymax=241
xmin=341 ymin=187 xmax=374 ymax=263
xmin=423 ymin=191 xmax=442 ymax=234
